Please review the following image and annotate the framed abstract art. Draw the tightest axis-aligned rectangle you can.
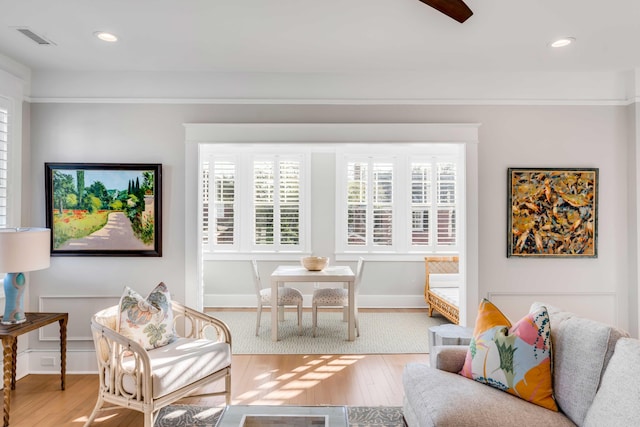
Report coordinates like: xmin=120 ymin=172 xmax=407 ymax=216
xmin=507 ymin=167 xmax=598 ymax=258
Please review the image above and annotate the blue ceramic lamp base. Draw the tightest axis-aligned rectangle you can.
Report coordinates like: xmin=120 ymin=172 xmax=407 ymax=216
xmin=2 ymin=272 xmax=26 ymax=325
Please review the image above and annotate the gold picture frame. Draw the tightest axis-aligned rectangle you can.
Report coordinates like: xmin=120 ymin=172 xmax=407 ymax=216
xmin=507 ymin=168 xmax=598 ymax=258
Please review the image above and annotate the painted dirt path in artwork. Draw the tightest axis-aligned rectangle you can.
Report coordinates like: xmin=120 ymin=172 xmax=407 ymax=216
xmin=57 ymin=212 xmax=153 ymax=250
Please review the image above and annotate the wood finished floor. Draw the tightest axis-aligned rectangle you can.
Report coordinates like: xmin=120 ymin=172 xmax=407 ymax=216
xmin=8 ymin=353 xmax=427 ymax=427
xmin=8 ymin=309 xmax=433 ymax=426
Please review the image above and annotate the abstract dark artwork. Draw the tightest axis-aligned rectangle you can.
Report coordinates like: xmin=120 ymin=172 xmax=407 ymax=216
xmin=507 ymin=168 xmax=597 ymax=258
xmin=45 ymin=163 xmax=162 ymax=256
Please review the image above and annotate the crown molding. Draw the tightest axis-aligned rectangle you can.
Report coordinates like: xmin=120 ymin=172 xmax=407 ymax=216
xmin=25 ymin=69 xmax=634 ymax=106
xmin=24 ymin=96 xmax=634 ymax=106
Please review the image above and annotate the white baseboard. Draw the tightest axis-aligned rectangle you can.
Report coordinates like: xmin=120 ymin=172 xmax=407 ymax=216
xmin=1 ymin=350 xmax=97 ymax=389
xmin=26 ymin=349 xmax=98 ymax=375
xmin=204 ymin=293 xmax=427 ymax=308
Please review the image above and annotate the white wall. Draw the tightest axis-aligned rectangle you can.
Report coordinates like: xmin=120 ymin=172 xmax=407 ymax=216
xmin=22 ymin=102 xmax=634 ymax=368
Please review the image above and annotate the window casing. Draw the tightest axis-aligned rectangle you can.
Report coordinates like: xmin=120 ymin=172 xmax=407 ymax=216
xmin=337 ymin=145 xmax=462 ymax=256
xmin=201 ymin=146 xmax=310 ymax=258
xmin=0 ymin=103 xmax=8 ymax=227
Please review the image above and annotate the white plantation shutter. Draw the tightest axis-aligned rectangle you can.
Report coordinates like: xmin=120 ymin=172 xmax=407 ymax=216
xmin=212 ymin=160 xmax=236 ymax=247
xmin=340 ymin=148 xmax=460 ymax=255
xmin=202 ymin=158 xmax=238 ymax=249
xmin=253 ymin=160 xmax=274 ymax=245
xmin=253 ymin=158 xmax=301 ymax=248
xmin=372 ymin=162 xmax=393 ymax=246
xmin=345 ymin=159 xmax=394 ymax=249
xmin=201 ymin=161 xmax=209 ymax=245
xmin=279 ymin=160 xmax=300 ymax=245
xmin=410 ymin=160 xmax=457 ymax=250
xmin=0 ymin=106 xmax=7 ymax=227
xmin=347 ymin=162 xmax=367 ymax=245
xmin=411 ymin=163 xmax=431 ymax=246
xmin=201 ymin=147 xmax=308 ymax=257
xmin=436 ymin=161 xmax=457 ymax=247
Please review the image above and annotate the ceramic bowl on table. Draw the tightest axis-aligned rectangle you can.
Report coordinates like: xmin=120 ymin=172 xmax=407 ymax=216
xmin=301 ymin=256 xmax=329 ymax=271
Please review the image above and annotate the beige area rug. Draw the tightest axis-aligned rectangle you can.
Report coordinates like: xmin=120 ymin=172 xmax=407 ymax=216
xmin=155 ymin=405 xmax=406 ymax=427
xmin=206 ymin=310 xmax=447 ymax=354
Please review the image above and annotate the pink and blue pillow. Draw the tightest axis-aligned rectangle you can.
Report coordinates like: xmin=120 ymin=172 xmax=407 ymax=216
xmin=459 ymin=299 xmax=558 ymax=411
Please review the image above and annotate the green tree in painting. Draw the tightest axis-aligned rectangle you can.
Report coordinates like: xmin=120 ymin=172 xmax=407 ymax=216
xmin=88 ymin=195 xmax=102 ymax=213
xmin=142 ymin=171 xmax=154 ymax=194
xmin=65 ymin=193 xmax=78 ymax=209
xmin=76 ymin=170 xmax=85 ymax=209
xmin=85 ymin=181 xmax=109 ymax=210
xmin=53 ymin=171 xmax=76 ymax=213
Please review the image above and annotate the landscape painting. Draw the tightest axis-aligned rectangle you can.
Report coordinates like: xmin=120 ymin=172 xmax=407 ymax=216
xmin=507 ymin=167 xmax=597 ymax=258
xmin=45 ymin=163 xmax=162 ymax=256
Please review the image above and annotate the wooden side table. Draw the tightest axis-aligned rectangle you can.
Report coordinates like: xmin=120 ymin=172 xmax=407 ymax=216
xmin=0 ymin=312 xmax=68 ymax=427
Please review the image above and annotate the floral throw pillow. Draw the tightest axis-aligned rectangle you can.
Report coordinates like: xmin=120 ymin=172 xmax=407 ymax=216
xmin=117 ymin=282 xmax=176 ymax=350
xmin=459 ymin=299 xmax=558 ymax=411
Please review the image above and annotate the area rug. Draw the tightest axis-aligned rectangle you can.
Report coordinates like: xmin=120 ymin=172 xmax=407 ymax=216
xmin=155 ymin=405 xmax=406 ymax=427
xmin=207 ymin=310 xmax=446 ymax=354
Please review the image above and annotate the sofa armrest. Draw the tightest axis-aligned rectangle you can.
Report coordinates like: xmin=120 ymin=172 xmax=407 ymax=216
xmin=432 ymin=345 xmax=468 ymax=373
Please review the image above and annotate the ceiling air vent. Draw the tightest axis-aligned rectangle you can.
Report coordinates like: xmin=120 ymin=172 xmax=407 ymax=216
xmin=16 ymin=27 xmax=56 ymax=45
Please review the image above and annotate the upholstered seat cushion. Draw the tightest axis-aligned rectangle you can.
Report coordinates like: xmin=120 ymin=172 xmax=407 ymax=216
xmin=313 ymin=287 xmax=348 ymax=305
xmin=403 ymin=363 xmax=575 ymax=427
xmin=121 ymin=337 xmax=231 ymax=399
xmin=260 ymin=287 xmax=303 ymax=305
xmin=430 ymin=287 xmax=459 ymax=306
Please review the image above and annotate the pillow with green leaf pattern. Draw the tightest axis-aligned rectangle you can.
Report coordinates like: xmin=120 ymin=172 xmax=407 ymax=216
xmin=117 ymin=282 xmax=176 ymax=350
xmin=459 ymin=299 xmax=558 ymax=411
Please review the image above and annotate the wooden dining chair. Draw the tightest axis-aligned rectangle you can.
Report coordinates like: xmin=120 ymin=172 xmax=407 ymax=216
xmin=252 ymin=260 xmax=304 ymax=336
xmin=311 ymin=257 xmax=364 ymax=337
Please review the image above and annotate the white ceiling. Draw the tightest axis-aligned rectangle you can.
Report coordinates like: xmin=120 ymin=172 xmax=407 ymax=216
xmin=0 ymin=0 xmax=639 ymax=75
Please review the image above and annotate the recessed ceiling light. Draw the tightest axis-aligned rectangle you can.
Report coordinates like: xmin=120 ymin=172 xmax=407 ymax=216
xmin=94 ymin=31 xmax=118 ymax=42
xmin=550 ymin=37 xmax=575 ymax=48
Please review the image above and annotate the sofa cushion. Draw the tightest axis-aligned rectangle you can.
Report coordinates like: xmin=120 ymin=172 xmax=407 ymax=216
xmin=121 ymin=337 xmax=231 ymax=399
xmin=403 ymin=363 xmax=574 ymax=427
xmin=583 ymin=338 xmax=640 ymax=426
xmin=552 ymin=316 xmax=629 ymax=425
xmin=118 ymin=282 xmax=176 ymax=350
xmin=459 ymin=299 xmax=557 ymax=411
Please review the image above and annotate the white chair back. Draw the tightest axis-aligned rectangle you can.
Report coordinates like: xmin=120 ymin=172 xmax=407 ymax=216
xmin=251 ymin=260 xmax=263 ymax=295
xmin=354 ymin=257 xmax=365 ymax=294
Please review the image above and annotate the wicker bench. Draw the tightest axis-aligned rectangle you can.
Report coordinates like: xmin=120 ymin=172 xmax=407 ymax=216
xmin=424 ymin=256 xmax=460 ymax=324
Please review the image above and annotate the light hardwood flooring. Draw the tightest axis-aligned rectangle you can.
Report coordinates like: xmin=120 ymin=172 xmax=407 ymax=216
xmin=7 ymin=353 xmax=427 ymax=427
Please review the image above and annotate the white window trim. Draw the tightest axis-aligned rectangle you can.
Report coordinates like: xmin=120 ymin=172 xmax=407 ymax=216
xmin=0 ymin=69 xmax=26 ymax=297
xmin=185 ymin=123 xmax=479 ymax=326
xmin=0 ymin=95 xmax=19 ymax=228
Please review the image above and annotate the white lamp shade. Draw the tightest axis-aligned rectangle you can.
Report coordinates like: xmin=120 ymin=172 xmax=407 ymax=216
xmin=0 ymin=227 xmax=51 ymax=273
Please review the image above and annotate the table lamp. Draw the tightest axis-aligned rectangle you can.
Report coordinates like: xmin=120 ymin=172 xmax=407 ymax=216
xmin=0 ymin=227 xmax=51 ymax=324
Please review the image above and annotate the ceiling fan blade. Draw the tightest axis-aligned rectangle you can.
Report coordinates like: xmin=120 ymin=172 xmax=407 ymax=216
xmin=418 ymin=0 xmax=473 ymax=23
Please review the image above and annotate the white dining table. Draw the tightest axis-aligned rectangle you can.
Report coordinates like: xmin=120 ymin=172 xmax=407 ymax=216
xmin=270 ymin=265 xmax=356 ymax=342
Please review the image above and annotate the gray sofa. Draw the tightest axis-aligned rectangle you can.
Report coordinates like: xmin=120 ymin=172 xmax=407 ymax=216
xmin=403 ymin=304 xmax=640 ymax=427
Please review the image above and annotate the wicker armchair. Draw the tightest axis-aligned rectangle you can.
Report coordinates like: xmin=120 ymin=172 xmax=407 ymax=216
xmin=84 ymin=301 xmax=232 ymax=427
xmin=424 ymin=256 xmax=460 ymax=324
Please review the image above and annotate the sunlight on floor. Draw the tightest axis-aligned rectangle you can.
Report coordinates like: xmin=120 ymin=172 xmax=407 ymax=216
xmin=73 ymin=413 xmax=118 ymax=424
xmin=234 ymin=355 xmax=367 ymax=405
